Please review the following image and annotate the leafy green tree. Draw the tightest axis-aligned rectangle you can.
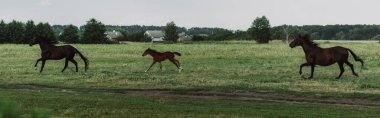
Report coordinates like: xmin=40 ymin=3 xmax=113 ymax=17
xmin=5 ymin=20 xmax=25 ymax=43
xmin=59 ymin=24 xmax=79 ymax=43
xmin=24 ymin=20 xmax=37 ymax=44
xmin=335 ymin=31 xmax=346 ymax=40
xmin=191 ymin=35 xmax=206 ymax=41
xmin=310 ymin=32 xmax=321 ymax=40
xmin=207 ymin=29 xmax=234 ymax=41
xmin=82 ymin=18 xmax=108 ymax=44
xmin=35 ymin=22 xmax=56 ymax=42
xmin=164 ymin=21 xmax=178 ymax=42
xmin=282 ymin=25 xmax=305 ymax=43
xmin=371 ymin=35 xmax=380 ymax=42
xmin=0 ymin=20 xmax=6 ymax=43
xmin=248 ymin=16 xmax=271 ymax=43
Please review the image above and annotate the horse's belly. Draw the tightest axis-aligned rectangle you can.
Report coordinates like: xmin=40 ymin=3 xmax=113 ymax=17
xmin=318 ymin=62 xmax=336 ymax=66
xmin=47 ymin=54 xmax=66 ymax=60
xmin=314 ymin=56 xmax=336 ymax=66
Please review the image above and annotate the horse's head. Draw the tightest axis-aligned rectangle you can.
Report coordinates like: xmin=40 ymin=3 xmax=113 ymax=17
xmin=142 ymin=48 xmax=152 ymax=56
xmin=29 ymin=37 xmax=39 ymax=46
xmin=289 ymin=34 xmax=308 ymax=48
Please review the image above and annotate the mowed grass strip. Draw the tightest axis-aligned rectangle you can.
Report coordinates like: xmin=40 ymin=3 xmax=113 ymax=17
xmin=0 ymin=41 xmax=380 ymax=97
xmin=1 ymin=89 xmax=380 ymax=118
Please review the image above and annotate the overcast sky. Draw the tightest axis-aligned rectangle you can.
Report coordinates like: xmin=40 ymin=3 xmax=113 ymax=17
xmin=0 ymin=0 xmax=379 ymax=30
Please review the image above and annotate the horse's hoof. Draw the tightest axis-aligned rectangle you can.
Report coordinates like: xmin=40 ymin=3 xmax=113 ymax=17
xmin=301 ymin=75 xmax=307 ymax=79
xmin=354 ymin=73 xmax=359 ymax=77
xmin=299 ymin=71 xmax=302 ymax=75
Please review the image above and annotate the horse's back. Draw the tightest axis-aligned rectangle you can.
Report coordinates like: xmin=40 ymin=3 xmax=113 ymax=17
xmin=53 ymin=45 xmax=77 ymax=58
xmin=329 ymin=46 xmax=349 ymax=55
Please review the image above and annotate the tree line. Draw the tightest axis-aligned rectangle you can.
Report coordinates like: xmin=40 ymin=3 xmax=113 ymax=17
xmin=271 ymin=25 xmax=380 ymax=41
xmin=1 ymin=17 xmax=380 ymax=44
xmin=0 ymin=18 xmax=110 ymax=44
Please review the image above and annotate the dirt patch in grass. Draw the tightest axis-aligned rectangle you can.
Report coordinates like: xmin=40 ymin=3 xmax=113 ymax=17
xmin=2 ymin=83 xmax=380 ymax=106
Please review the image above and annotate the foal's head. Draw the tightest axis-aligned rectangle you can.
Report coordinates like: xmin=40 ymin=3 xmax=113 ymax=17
xmin=289 ymin=34 xmax=316 ymax=48
xmin=142 ymin=48 xmax=154 ymax=56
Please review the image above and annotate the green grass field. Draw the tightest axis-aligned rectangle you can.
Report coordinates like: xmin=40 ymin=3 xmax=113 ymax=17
xmin=1 ymin=41 xmax=380 ymax=117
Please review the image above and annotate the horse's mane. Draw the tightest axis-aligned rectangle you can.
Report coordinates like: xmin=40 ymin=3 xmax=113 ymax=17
xmin=302 ymin=35 xmax=319 ymax=47
xmin=39 ymin=38 xmax=56 ymax=45
xmin=147 ymin=48 xmax=159 ymax=53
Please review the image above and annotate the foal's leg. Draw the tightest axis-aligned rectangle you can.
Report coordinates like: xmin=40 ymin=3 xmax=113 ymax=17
xmin=159 ymin=62 xmax=163 ymax=72
xmin=345 ymin=61 xmax=358 ymax=77
xmin=145 ymin=62 xmax=156 ymax=72
xmin=40 ymin=60 xmax=46 ymax=73
xmin=336 ymin=62 xmax=345 ymax=79
xmin=61 ymin=59 xmax=69 ymax=72
xmin=34 ymin=58 xmax=42 ymax=67
xmin=69 ymin=59 xmax=78 ymax=72
xmin=169 ymin=59 xmax=180 ymax=72
xmin=309 ymin=65 xmax=315 ymax=79
xmin=299 ymin=63 xmax=310 ymax=75
xmin=175 ymin=59 xmax=183 ymax=72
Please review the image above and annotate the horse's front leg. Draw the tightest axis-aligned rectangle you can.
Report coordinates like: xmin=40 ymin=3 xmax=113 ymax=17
xmin=299 ymin=63 xmax=310 ymax=75
xmin=309 ymin=64 xmax=315 ymax=79
xmin=34 ymin=58 xmax=42 ymax=67
xmin=145 ymin=61 xmax=156 ymax=72
xmin=159 ymin=62 xmax=163 ymax=72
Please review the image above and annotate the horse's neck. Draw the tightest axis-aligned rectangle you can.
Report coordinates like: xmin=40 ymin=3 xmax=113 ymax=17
xmin=149 ymin=51 xmax=160 ymax=57
xmin=39 ymin=42 xmax=54 ymax=51
xmin=301 ymin=43 xmax=318 ymax=55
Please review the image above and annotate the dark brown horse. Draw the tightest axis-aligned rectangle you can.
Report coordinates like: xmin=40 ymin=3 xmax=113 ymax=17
xmin=142 ymin=48 xmax=182 ymax=72
xmin=30 ymin=37 xmax=89 ymax=72
xmin=289 ymin=34 xmax=364 ymax=79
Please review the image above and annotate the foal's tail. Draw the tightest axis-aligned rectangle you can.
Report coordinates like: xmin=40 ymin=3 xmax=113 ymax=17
xmin=75 ymin=49 xmax=89 ymax=71
xmin=173 ymin=52 xmax=182 ymax=56
xmin=347 ymin=49 xmax=364 ymax=69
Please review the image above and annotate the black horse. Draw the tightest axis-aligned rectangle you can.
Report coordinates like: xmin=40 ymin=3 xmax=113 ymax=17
xmin=30 ymin=37 xmax=89 ymax=72
xmin=289 ymin=34 xmax=364 ymax=79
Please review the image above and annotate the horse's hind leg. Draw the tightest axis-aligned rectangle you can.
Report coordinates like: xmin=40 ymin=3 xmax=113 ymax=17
xmin=174 ymin=59 xmax=183 ymax=71
xmin=169 ymin=59 xmax=181 ymax=72
xmin=336 ymin=62 xmax=345 ymax=79
xmin=40 ymin=60 xmax=46 ymax=73
xmin=61 ymin=59 xmax=69 ymax=72
xmin=69 ymin=59 xmax=78 ymax=72
xmin=345 ymin=61 xmax=358 ymax=77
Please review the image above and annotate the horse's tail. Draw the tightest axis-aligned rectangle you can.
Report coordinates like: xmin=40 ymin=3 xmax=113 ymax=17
xmin=173 ymin=52 xmax=182 ymax=56
xmin=75 ymin=49 xmax=89 ymax=71
xmin=347 ymin=49 xmax=364 ymax=69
